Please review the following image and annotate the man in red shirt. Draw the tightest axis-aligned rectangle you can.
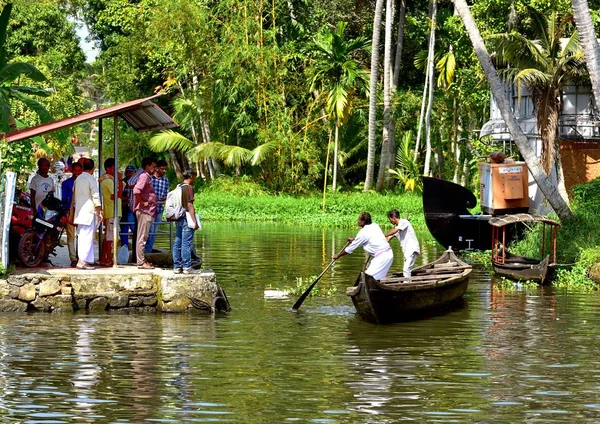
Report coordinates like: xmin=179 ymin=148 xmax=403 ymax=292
xmin=133 ymin=157 xmax=157 ymax=269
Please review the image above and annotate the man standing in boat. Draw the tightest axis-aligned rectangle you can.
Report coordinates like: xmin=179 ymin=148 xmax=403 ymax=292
xmin=333 ymin=212 xmax=394 ymax=280
xmin=385 ymin=209 xmax=420 ymax=277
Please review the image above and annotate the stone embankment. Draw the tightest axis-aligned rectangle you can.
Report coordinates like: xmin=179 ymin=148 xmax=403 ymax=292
xmin=0 ymin=268 xmax=230 ymax=313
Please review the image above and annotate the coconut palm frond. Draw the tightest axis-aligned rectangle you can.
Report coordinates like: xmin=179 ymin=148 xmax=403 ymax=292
xmin=388 ymin=131 xmax=422 ymax=193
xmin=328 ymin=83 xmax=349 ymax=122
xmin=436 ymin=50 xmax=456 ymax=88
xmin=414 ymin=49 xmax=429 ymax=70
xmin=562 ymin=31 xmax=582 ymax=56
xmin=186 ymin=141 xmax=226 ymax=162
xmin=250 ymin=142 xmax=277 ymax=165
xmin=219 ymin=144 xmax=252 ymax=167
xmin=148 ymin=130 xmax=196 ymax=152
xmin=514 ymin=69 xmax=551 ymax=89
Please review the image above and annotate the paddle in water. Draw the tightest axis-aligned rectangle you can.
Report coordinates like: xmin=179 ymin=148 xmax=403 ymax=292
xmin=292 ymin=241 xmax=350 ymax=311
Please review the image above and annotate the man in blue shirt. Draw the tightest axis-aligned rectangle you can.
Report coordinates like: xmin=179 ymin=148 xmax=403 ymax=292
xmin=145 ymin=159 xmax=169 ymax=253
xmin=61 ymin=162 xmax=83 ymax=267
xmin=120 ymin=165 xmax=136 ymax=248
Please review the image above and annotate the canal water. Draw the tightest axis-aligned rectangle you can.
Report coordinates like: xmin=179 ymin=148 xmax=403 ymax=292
xmin=1 ymin=222 xmax=600 ymax=422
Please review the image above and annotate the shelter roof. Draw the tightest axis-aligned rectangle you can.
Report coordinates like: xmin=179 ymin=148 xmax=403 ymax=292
xmin=0 ymin=93 xmax=177 ymax=143
xmin=489 ymin=213 xmax=561 ymax=227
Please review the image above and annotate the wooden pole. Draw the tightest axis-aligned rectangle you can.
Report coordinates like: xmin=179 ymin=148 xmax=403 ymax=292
xmin=502 ymin=226 xmax=506 ymax=264
xmin=113 ymin=115 xmax=119 ymax=267
xmin=98 ymin=118 xmax=103 ymax=260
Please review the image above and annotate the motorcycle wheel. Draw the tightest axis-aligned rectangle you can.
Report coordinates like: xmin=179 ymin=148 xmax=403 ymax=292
xmin=18 ymin=231 xmax=46 ymax=268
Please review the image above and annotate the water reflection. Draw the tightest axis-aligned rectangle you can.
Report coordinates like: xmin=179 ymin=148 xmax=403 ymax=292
xmin=0 ymin=222 xmax=599 ymax=422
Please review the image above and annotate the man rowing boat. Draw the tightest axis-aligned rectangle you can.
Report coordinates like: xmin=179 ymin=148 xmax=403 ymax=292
xmin=333 ymin=212 xmax=394 ymax=280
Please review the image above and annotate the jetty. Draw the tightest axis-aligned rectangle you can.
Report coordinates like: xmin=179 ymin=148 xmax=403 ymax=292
xmin=0 ymin=266 xmax=230 ymax=313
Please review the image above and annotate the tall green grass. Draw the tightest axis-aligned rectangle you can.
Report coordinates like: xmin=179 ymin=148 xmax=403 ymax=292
xmin=196 ymin=190 xmax=425 ymax=229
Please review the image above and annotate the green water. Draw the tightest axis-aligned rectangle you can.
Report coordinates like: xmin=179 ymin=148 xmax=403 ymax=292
xmin=1 ymin=222 xmax=600 ymax=422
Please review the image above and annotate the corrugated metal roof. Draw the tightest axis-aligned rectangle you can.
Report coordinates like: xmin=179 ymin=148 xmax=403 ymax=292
xmin=0 ymin=93 xmax=178 ymax=143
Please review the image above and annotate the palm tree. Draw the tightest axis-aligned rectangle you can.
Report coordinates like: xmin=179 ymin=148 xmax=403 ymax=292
xmin=571 ymin=0 xmax=600 ymax=106
xmin=452 ymin=0 xmax=572 ymax=221
xmin=310 ymin=21 xmax=370 ymax=192
xmin=489 ymin=9 xmax=587 ymax=186
xmin=365 ymin=0 xmax=385 ymax=191
xmin=376 ymin=0 xmax=395 ymax=192
xmin=0 ymin=3 xmax=51 ymax=134
xmin=148 ymin=92 xmax=275 ymax=174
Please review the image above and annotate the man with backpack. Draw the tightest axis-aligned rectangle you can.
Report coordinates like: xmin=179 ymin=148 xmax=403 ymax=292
xmin=171 ymin=169 xmax=199 ymax=274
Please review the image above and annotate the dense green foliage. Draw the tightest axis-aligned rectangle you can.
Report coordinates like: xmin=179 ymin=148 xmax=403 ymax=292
xmin=2 ymin=0 xmax=600 ymax=213
xmin=506 ymin=178 xmax=600 ymax=287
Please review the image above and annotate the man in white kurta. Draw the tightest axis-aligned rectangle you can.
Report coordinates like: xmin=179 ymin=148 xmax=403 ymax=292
xmin=70 ymin=158 xmax=102 ymax=270
xmin=333 ymin=212 xmax=394 ymax=280
xmin=385 ymin=209 xmax=420 ymax=277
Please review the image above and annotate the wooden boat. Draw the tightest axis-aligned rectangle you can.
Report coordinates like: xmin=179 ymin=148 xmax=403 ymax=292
xmin=346 ymin=249 xmax=472 ymax=324
xmin=490 ymin=213 xmax=560 ymax=285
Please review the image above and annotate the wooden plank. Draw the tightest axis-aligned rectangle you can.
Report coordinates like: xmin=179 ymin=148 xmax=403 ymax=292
xmin=390 ymin=265 xmax=471 ymax=278
xmin=383 ymin=272 xmax=465 ymax=283
xmin=433 ymin=262 xmax=458 ymax=268
xmin=386 ymin=280 xmax=438 ymax=287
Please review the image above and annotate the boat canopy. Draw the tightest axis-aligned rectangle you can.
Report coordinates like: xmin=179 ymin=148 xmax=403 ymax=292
xmin=489 ymin=213 xmax=560 ymax=228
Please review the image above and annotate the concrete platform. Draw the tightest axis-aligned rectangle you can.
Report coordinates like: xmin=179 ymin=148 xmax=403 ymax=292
xmin=3 ymin=245 xmax=228 ymax=313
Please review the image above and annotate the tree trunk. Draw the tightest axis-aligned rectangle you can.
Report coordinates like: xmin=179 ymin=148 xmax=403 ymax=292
xmin=453 ymin=0 xmax=573 ymax=220
xmin=377 ymin=0 xmax=395 ymax=191
xmin=322 ymin=129 xmax=332 ymax=212
xmin=413 ymin=66 xmax=428 ymax=162
xmin=555 ymin=148 xmax=570 ymax=205
xmin=572 ymin=0 xmax=600 ymax=107
xmin=452 ymin=99 xmax=460 ymax=183
xmin=392 ymin=0 xmax=407 ymax=89
xmin=423 ymin=0 xmax=437 ymax=176
xmin=365 ymin=0 xmax=385 ymax=191
xmin=333 ymin=124 xmax=339 ymax=191
xmin=168 ymin=150 xmax=184 ymax=180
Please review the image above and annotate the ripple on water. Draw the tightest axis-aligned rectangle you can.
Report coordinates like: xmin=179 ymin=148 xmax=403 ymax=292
xmin=1 ymin=224 xmax=600 ymax=422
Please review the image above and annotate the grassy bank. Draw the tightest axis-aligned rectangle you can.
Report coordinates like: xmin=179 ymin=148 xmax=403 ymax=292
xmin=505 ymin=178 xmax=600 ymax=288
xmin=196 ymin=190 xmax=426 ymax=229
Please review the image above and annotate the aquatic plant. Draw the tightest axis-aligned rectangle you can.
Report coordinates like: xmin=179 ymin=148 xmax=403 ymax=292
xmin=284 ymin=276 xmax=338 ymax=298
xmin=553 ymin=248 xmax=600 ymax=290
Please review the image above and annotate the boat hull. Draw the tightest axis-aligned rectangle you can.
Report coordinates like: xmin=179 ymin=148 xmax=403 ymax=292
xmin=347 ymin=249 xmax=471 ymax=324
xmin=493 ymin=254 xmax=551 ymax=284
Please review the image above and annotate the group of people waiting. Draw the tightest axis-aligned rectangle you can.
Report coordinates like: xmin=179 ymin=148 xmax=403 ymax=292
xmin=29 ymin=156 xmax=201 ymax=273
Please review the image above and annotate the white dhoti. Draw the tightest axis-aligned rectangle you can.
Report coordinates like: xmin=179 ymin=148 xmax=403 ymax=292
xmin=366 ymin=248 xmax=394 ymax=280
xmin=403 ymin=252 xmax=419 ymax=277
xmin=76 ymin=216 xmax=96 ymax=264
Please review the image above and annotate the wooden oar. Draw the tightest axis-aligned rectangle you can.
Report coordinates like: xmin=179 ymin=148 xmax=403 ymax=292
xmin=292 ymin=241 xmax=350 ymax=311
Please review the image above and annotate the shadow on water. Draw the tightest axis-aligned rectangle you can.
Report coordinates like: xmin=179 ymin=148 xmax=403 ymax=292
xmin=2 ymin=222 xmax=600 ymax=422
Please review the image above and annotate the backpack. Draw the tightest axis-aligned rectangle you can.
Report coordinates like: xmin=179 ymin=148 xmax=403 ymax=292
xmin=165 ymin=184 xmax=187 ymax=221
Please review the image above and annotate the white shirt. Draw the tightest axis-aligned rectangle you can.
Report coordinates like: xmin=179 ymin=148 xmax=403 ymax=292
xmin=346 ymin=223 xmax=390 ymax=256
xmin=395 ymin=219 xmax=420 ymax=256
xmin=29 ymin=174 xmax=55 ymax=207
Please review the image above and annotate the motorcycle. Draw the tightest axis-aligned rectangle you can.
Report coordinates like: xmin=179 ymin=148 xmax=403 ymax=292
xmin=17 ymin=193 xmax=68 ymax=267
xmin=9 ymin=190 xmax=33 ymax=261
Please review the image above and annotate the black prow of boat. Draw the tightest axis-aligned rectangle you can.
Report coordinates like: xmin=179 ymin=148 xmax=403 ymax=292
xmin=422 ymin=176 xmax=494 ymax=251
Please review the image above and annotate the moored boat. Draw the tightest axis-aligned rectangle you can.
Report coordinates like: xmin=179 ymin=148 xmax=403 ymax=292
xmin=346 ymin=249 xmax=472 ymax=324
xmin=490 ymin=213 xmax=561 ymax=285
